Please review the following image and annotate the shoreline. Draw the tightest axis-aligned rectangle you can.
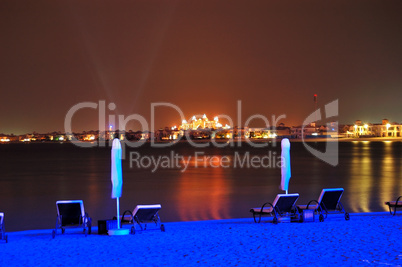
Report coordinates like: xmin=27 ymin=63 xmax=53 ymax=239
xmin=2 ymin=136 xmax=402 ymax=145
xmin=3 ymin=211 xmax=393 ymax=234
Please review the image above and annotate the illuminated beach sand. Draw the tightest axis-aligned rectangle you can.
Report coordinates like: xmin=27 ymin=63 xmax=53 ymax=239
xmin=1 ymin=213 xmax=401 ymax=266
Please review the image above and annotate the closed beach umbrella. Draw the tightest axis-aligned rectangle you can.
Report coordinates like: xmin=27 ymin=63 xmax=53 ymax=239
xmin=111 ymin=138 xmax=123 ymax=230
xmin=111 ymin=138 xmax=123 ymax=199
xmin=280 ymin=138 xmax=291 ymax=194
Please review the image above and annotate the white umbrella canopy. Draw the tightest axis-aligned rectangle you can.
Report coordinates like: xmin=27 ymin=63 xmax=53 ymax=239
xmin=280 ymin=138 xmax=291 ymax=194
xmin=109 ymin=138 xmax=129 ymax=235
xmin=111 ymin=139 xmax=123 ymax=199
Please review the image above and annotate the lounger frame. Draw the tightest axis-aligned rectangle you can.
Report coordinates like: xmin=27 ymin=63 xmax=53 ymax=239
xmin=0 ymin=212 xmax=7 ymax=243
xmin=298 ymin=188 xmax=350 ymax=222
xmin=52 ymin=200 xmax=92 ymax=238
xmin=121 ymin=204 xmax=165 ymax=233
xmin=250 ymin=193 xmax=300 ymax=224
xmin=385 ymin=196 xmax=402 ymax=216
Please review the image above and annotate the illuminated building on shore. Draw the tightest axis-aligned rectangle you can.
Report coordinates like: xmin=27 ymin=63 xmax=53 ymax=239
xmin=0 ymin=136 xmax=11 ymax=142
xmin=179 ymin=114 xmax=230 ymax=130
xmin=351 ymin=119 xmax=401 ymax=137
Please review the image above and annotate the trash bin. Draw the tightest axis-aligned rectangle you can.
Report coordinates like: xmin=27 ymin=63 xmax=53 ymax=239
xmin=301 ymin=210 xmax=315 ymax=222
xmin=98 ymin=220 xmax=118 ymax=234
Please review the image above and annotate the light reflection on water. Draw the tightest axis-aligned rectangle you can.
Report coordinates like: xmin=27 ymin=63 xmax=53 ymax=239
xmin=346 ymin=141 xmax=402 ymax=213
xmin=0 ymin=141 xmax=401 ymax=231
xmin=348 ymin=141 xmax=373 ymax=212
xmin=379 ymin=141 xmax=394 ymax=207
xmin=175 ymin=162 xmax=231 ymax=221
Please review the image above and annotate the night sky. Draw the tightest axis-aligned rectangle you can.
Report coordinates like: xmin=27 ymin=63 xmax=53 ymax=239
xmin=1 ymin=0 xmax=402 ymax=135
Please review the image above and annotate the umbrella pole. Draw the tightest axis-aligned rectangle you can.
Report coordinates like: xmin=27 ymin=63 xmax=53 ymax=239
xmin=108 ymin=197 xmax=128 ymax=235
xmin=116 ymin=197 xmax=121 ymax=229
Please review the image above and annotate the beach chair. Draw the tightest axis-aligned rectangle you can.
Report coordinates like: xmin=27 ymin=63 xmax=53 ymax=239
xmin=385 ymin=196 xmax=402 ymax=215
xmin=297 ymin=188 xmax=350 ymax=222
xmin=250 ymin=193 xmax=300 ymax=224
xmin=120 ymin=204 xmax=165 ymax=234
xmin=0 ymin=212 xmax=7 ymax=243
xmin=52 ymin=200 xmax=92 ymax=238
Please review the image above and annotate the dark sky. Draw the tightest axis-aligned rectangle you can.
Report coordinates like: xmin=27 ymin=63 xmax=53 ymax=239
xmin=1 ymin=0 xmax=402 ymax=134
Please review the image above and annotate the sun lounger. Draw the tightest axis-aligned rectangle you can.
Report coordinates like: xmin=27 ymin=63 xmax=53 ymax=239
xmin=52 ymin=200 xmax=92 ymax=238
xmin=385 ymin=196 xmax=402 ymax=215
xmin=297 ymin=188 xmax=350 ymax=222
xmin=121 ymin=204 xmax=165 ymax=234
xmin=250 ymin=193 xmax=300 ymax=224
xmin=0 ymin=212 xmax=7 ymax=243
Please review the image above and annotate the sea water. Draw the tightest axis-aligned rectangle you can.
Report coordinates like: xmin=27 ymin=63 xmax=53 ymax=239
xmin=0 ymin=140 xmax=401 ymax=231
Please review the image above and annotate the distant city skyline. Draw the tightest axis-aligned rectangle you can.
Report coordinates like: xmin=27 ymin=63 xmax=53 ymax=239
xmin=1 ymin=113 xmax=400 ymax=136
xmin=1 ymin=0 xmax=402 ymax=135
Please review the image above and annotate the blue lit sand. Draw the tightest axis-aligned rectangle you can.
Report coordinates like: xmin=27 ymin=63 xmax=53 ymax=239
xmin=1 ymin=213 xmax=401 ymax=266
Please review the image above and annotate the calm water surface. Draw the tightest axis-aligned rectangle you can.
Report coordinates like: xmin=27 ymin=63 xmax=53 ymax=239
xmin=0 ymin=140 xmax=401 ymax=231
